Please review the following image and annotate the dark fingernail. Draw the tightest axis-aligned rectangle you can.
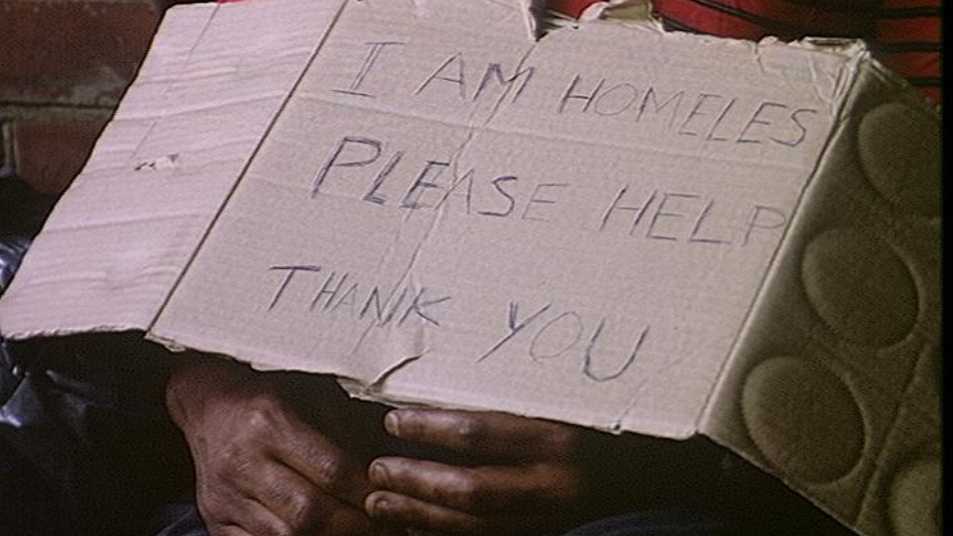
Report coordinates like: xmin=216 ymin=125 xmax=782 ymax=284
xmin=384 ymin=411 xmax=401 ymax=437
xmin=370 ymin=460 xmax=389 ymax=486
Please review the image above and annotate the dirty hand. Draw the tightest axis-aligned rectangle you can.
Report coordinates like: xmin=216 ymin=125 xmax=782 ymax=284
xmin=165 ymin=356 xmax=392 ymax=536
xmin=364 ymin=408 xmax=622 ymax=535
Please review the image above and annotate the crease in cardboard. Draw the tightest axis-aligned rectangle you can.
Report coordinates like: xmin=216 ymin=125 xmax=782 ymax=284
xmin=750 ymin=43 xmax=771 ymax=77
xmin=346 ymin=123 xmax=505 ymax=386
xmin=342 ymin=225 xmax=438 ymax=380
xmin=295 ymin=93 xmax=817 ymax=171
xmin=145 ymin=0 xmax=350 ymax=345
xmin=607 ymin=377 xmax=653 ymax=433
xmin=360 ymin=120 xmax=484 ymax=315
xmin=124 ymin=5 xmax=221 ymax=175
xmin=43 ymin=210 xmax=208 ymax=235
xmin=477 ymin=43 xmax=540 ymax=128
xmin=612 ymin=352 xmax=689 ymax=434
xmin=115 ymin=92 xmax=299 ymax=122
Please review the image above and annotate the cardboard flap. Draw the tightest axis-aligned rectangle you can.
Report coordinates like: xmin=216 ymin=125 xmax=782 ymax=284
xmin=0 ymin=0 xmax=345 ymax=338
xmin=699 ymin=57 xmax=941 ymax=536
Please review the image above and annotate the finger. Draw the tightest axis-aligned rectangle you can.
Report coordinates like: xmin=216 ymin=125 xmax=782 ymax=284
xmin=384 ymin=409 xmax=582 ymax=460
xmin=228 ymin=499 xmax=296 ymax=536
xmin=249 ymin=460 xmax=338 ymax=533
xmin=322 ymin=499 xmax=398 ymax=536
xmin=266 ymin=409 xmax=374 ymax=506
xmin=248 ymin=453 xmax=392 ymax=536
xmin=369 ymin=457 xmax=582 ymax=513
xmin=229 ymin=490 xmax=387 ymax=536
xmin=212 ymin=526 xmax=256 ymax=536
xmin=366 ymin=491 xmax=487 ymax=535
xmin=366 ymin=491 xmax=568 ymax=536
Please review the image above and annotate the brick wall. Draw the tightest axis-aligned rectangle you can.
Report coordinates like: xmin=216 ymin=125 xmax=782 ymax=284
xmin=0 ymin=0 xmax=168 ymax=194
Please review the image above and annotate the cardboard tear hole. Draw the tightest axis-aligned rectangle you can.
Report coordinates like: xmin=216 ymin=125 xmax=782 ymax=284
xmin=801 ymin=228 xmax=919 ymax=347
xmin=741 ymin=356 xmax=865 ymax=484
xmin=857 ymin=103 xmax=941 ymax=218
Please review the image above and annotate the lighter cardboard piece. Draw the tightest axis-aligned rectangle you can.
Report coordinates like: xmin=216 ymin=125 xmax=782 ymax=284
xmin=0 ymin=1 xmax=940 ymax=536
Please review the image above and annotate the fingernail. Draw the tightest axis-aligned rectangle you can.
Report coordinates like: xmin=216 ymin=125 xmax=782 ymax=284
xmin=369 ymin=460 xmax=389 ymax=486
xmin=369 ymin=494 xmax=390 ymax=516
xmin=384 ymin=411 xmax=401 ymax=437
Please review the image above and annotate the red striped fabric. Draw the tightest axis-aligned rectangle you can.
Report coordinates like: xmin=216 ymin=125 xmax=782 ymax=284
xmin=653 ymin=0 xmax=877 ymax=39
xmin=548 ymin=0 xmax=941 ymax=104
xmin=874 ymin=0 xmax=941 ymax=102
xmin=548 ymin=0 xmax=596 ymax=18
xmin=877 ymin=16 xmax=941 ymax=42
xmin=880 ymin=0 xmax=937 ymax=7
xmin=653 ymin=0 xmax=803 ymax=39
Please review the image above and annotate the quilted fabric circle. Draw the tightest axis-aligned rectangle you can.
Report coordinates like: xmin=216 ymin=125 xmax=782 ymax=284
xmin=802 ymin=228 xmax=919 ymax=346
xmin=858 ymin=102 xmax=941 ymax=218
xmin=742 ymin=356 xmax=865 ymax=483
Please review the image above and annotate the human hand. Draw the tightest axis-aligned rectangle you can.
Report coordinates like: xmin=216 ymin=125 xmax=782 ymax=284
xmin=364 ymin=408 xmax=621 ymax=535
xmin=165 ymin=356 xmax=393 ymax=536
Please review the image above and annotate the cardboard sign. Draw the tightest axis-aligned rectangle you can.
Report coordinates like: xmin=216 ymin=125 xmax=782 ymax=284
xmin=0 ymin=1 xmax=940 ymax=535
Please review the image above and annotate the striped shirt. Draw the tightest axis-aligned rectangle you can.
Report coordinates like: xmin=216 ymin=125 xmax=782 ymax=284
xmin=549 ymin=0 xmax=941 ymax=104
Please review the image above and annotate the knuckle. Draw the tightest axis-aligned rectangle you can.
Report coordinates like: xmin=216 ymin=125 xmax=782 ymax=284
xmin=445 ymin=470 xmax=485 ymax=511
xmin=314 ymin=455 xmax=350 ymax=493
xmin=250 ymin=514 xmax=294 ymax=536
xmin=269 ymin=518 xmax=295 ymax=536
xmin=220 ymin=442 xmax=245 ymax=465
xmin=452 ymin=417 xmax=484 ymax=447
xmin=287 ymin=489 xmax=322 ymax=530
xmin=245 ymin=400 xmax=279 ymax=433
xmin=219 ymin=444 xmax=255 ymax=480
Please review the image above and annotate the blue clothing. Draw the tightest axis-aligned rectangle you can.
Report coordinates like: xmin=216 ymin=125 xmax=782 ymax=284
xmin=145 ymin=501 xmax=731 ymax=536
